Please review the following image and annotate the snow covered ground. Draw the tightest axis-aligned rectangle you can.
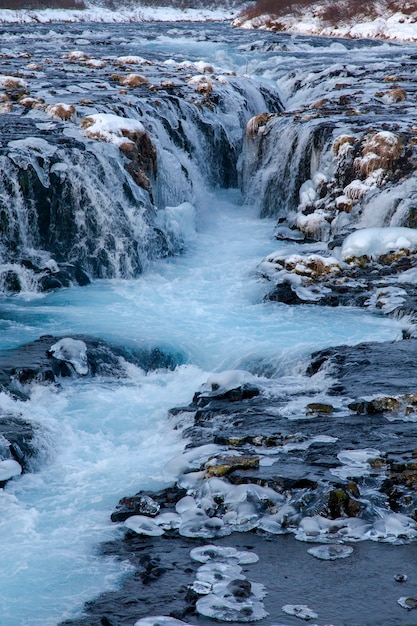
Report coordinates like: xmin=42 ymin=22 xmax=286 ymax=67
xmin=233 ymin=2 xmax=417 ymax=43
xmin=0 ymin=2 xmax=242 ymax=23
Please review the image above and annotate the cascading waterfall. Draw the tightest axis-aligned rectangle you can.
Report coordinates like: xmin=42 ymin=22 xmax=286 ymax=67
xmin=0 ymin=20 xmax=416 ymax=626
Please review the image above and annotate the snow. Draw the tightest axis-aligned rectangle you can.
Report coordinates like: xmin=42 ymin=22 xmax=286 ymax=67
xmin=233 ymin=3 xmax=417 ymax=43
xmin=341 ymin=227 xmax=417 ymax=260
xmin=0 ymin=3 xmax=241 ymax=24
xmin=81 ymin=113 xmax=146 ymax=146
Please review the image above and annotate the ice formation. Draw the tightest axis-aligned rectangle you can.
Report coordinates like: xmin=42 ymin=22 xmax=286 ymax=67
xmin=124 ymin=515 xmax=164 ymax=536
xmin=341 ymin=227 xmax=417 ymax=261
xmin=307 ymin=544 xmax=353 ymax=560
xmin=48 ymin=338 xmax=88 ymax=375
xmin=281 ymin=604 xmax=318 ymax=620
xmin=191 ymin=544 xmax=267 ymax=622
xmin=134 ymin=618 xmax=195 ymax=626
xmin=0 ymin=459 xmax=22 ymax=481
xmin=190 ymin=544 xmax=259 ymax=565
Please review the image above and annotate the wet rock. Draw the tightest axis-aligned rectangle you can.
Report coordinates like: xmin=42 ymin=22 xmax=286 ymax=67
xmin=111 ymin=495 xmax=160 ymax=523
xmin=395 ymin=573 xmax=408 ymax=583
xmin=204 ymin=455 xmax=260 ymax=478
xmin=111 ymin=486 xmax=187 ymax=523
xmin=306 ymin=402 xmax=334 ymax=415
xmin=192 ymin=384 xmax=260 ymax=407
xmin=0 ymin=335 xmax=184 ymax=397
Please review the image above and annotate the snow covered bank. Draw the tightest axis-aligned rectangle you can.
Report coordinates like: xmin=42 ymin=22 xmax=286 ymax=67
xmin=233 ymin=1 xmax=417 ymax=43
xmin=0 ymin=3 xmax=241 ymax=23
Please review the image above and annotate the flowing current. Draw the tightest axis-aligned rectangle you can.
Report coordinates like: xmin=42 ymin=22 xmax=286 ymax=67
xmin=0 ymin=21 xmax=413 ymax=626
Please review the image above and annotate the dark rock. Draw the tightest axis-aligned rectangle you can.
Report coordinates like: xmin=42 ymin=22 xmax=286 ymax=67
xmin=0 ymin=415 xmax=44 ymax=473
xmin=111 ymin=486 xmax=187 ymax=523
xmin=0 ymin=335 xmax=185 ymax=398
xmin=111 ymin=495 xmax=160 ymax=523
xmin=192 ymin=384 xmax=260 ymax=407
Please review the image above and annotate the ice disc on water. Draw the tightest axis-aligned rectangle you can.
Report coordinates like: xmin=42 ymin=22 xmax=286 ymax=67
xmin=196 ymin=592 xmax=268 ymax=622
xmin=282 ymin=604 xmax=318 ymax=620
xmin=134 ymin=618 xmax=195 ymax=626
xmin=124 ymin=515 xmax=165 ymax=536
xmin=190 ymin=544 xmax=259 ymax=564
xmin=307 ymin=544 xmax=353 ymax=560
xmin=196 ymin=562 xmax=244 ymax=584
xmin=397 ymin=597 xmax=417 ymax=610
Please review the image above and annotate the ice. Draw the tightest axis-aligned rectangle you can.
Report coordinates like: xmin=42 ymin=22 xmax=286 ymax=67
xmin=155 ymin=202 xmax=197 ymax=248
xmin=134 ymin=618 xmax=195 ymax=626
xmin=307 ymin=544 xmax=353 ymax=560
xmin=196 ymin=562 xmax=244 ymax=584
xmin=196 ymin=582 xmax=268 ymax=622
xmin=48 ymin=338 xmax=88 ymax=375
xmin=153 ymin=512 xmax=181 ymax=530
xmin=179 ymin=512 xmax=230 ymax=539
xmin=0 ymin=459 xmax=22 ymax=481
xmin=124 ymin=515 xmax=164 ymax=536
xmin=331 ymin=448 xmax=381 ymax=480
xmin=397 ymin=597 xmax=417 ymax=610
xmin=282 ymin=604 xmax=318 ymax=620
xmin=341 ymin=227 xmax=417 ymax=261
xmin=190 ymin=544 xmax=259 ymax=565
xmin=189 ymin=580 xmax=212 ymax=595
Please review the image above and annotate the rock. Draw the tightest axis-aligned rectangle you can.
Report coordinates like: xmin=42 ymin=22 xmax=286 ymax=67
xmin=204 ymin=455 xmax=260 ymax=478
xmin=111 ymin=495 xmax=160 ymax=523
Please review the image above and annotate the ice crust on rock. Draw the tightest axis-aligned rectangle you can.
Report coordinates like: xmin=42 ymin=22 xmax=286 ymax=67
xmin=0 ymin=459 xmax=22 ymax=481
xmin=341 ymin=227 xmax=417 ymax=261
xmin=124 ymin=515 xmax=164 ymax=536
xmin=49 ymin=338 xmax=88 ymax=375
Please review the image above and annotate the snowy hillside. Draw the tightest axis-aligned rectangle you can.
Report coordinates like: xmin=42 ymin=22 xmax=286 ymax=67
xmin=233 ymin=0 xmax=417 ymax=42
xmin=0 ymin=0 xmax=244 ymax=23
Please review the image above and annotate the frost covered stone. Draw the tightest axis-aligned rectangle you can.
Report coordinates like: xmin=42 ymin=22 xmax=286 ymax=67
xmin=48 ymin=338 xmax=88 ymax=375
